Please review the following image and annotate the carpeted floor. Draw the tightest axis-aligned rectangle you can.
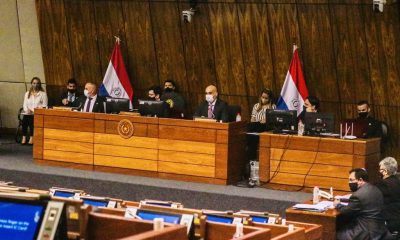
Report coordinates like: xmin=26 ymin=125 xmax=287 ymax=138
xmin=0 ymin=134 xmax=310 ymax=216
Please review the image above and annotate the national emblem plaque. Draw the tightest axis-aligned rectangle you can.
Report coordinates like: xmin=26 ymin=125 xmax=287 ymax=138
xmin=117 ymin=119 xmax=134 ymax=139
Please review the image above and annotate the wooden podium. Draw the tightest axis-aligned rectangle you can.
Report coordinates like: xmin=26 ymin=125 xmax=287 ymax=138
xmin=258 ymin=133 xmax=381 ymax=191
xmin=33 ymin=109 xmax=247 ymax=185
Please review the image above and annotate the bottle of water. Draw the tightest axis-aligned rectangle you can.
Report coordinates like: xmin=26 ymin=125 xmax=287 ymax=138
xmin=250 ymin=161 xmax=260 ymax=186
xmin=236 ymin=112 xmax=242 ymax=122
xmin=313 ymin=186 xmax=320 ymax=204
xmin=233 ymin=223 xmax=244 ymax=239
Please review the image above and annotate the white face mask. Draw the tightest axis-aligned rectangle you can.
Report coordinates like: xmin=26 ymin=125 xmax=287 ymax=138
xmin=84 ymin=89 xmax=89 ymax=97
xmin=205 ymin=94 xmax=214 ymax=103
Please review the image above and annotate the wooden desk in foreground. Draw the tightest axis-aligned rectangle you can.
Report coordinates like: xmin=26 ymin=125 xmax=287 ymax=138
xmin=258 ymin=133 xmax=380 ymax=191
xmin=33 ymin=109 xmax=247 ymax=185
xmin=286 ymin=206 xmax=339 ymax=240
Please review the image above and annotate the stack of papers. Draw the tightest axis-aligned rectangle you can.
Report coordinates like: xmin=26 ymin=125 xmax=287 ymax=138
xmin=293 ymin=201 xmax=334 ymax=212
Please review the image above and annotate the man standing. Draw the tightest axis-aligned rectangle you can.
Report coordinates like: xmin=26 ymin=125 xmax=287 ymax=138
xmin=194 ymin=85 xmax=229 ymax=122
xmin=356 ymin=100 xmax=382 ymax=138
xmin=79 ymin=83 xmax=105 ymax=113
xmin=160 ymin=80 xmax=185 ymax=118
xmin=61 ymin=78 xmax=82 ymax=107
xmin=334 ymin=168 xmax=392 ymax=240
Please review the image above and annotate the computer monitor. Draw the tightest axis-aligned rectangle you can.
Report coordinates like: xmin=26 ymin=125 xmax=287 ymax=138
xmin=304 ymin=112 xmax=335 ymax=135
xmin=136 ymin=210 xmax=181 ymax=224
xmin=138 ymin=99 xmax=169 ymax=118
xmin=205 ymin=214 xmax=234 ymax=224
xmin=0 ymin=193 xmax=67 ymax=240
xmin=53 ymin=190 xmax=75 ymax=199
xmin=104 ymin=97 xmax=130 ymax=114
xmin=265 ymin=110 xmax=298 ymax=133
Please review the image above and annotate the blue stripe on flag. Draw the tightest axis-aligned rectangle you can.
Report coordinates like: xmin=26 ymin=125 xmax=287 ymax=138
xmin=99 ymin=84 xmax=110 ymax=97
xmin=276 ymin=97 xmax=289 ymax=110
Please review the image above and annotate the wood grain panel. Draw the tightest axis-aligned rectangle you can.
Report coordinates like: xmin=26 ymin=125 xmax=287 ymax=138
xmin=158 ymin=138 xmax=215 ymax=154
xmin=122 ymin=1 xmax=159 ymax=91
xmin=43 ymin=150 xmax=93 ymax=165
xmin=259 ymin=146 xmax=270 ymax=182
xmin=269 ymin=173 xmax=349 ymax=190
xmin=270 ymin=149 xmax=354 ymax=166
xmin=94 ymin=155 xmax=157 ymax=171
xmin=44 ymin=139 xmax=93 ymax=154
xmin=94 ymin=0 xmax=127 ymax=77
xmin=158 ymin=125 xmax=216 ymax=143
xmin=94 ymin=133 xmax=158 ymax=149
xmin=94 ymin=144 xmax=158 ymax=160
xmin=159 ymin=150 xmax=215 ymax=166
xmin=270 ymin=160 xmax=350 ymax=178
xmin=44 ymin=116 xmax=94 ymax=132
xmin=215 ymin=143 xmax=228 ymax=179
xmin=297 ymin=4 xmax=338 ymax=102
xmin=209 ymin=3 xmax=246 ymax=96
xmin=179 ymin=2 xmax=217 ymax=94
xmin=36 ymin=0 xmax=73 ymax=86
xmin=34 ymin=114 xmax=44 ymax=128
xmin=33 ymin=127 xmax=43 ymax=159
xmin=44 ymin=129 xmax=93 ymax=143
xmin=237 ymin=3 xmax=274 ymax=97
xmin=64 ymin=0 xmax=102 ymax=84
xmin=158 ymin=162 xmax=215 ymax=178
xmin=150 ymin=1 xmax=188 ymax=92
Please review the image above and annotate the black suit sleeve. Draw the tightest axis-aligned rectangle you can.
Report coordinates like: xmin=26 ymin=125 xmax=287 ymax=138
xmin=220 ymin=102 xmax=229 ymax=123
xmin=336 ymin=195 xmax=362 ymax=217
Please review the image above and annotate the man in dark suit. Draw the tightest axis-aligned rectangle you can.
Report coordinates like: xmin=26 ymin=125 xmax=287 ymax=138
xmin=194 ymin=85 xmax=229 ymax=122
xmin=60 ymin=78 xmax=82 ymax=108
xmin=334 ymin=168 xmax=392 ymax=240
xmin=79 ymin=82 xmax=105 ymax=113
xmin=356 ymin=100 xmax=383 ymax=138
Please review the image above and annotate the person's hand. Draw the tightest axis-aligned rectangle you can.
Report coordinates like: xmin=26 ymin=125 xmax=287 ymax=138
xmin=62 ymin=98 xmax=69 ymax=105
xmin=333 ymin=198 xmax=340 ymax=207
xmin=27 ymin=109 xmax=33 ymax=114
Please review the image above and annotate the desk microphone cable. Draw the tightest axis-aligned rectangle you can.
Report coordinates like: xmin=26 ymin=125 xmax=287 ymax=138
xmin=296 ymin=137 xmax=322 ymax=192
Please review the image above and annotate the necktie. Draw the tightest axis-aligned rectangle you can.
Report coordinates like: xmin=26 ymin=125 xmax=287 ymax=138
xmin=208 ymin=105 xmax=213 ymax=118
xmin=85 ymin=98 xmax=92 ymax=112
xmin=68 ymin=93 xmax=72 ymax=102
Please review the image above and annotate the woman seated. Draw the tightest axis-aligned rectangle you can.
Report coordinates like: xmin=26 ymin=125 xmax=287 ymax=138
xmin=21 ymin=77 xmax=48 ymax=145
xmin=251 ymin=88 xmax=276 ymax=124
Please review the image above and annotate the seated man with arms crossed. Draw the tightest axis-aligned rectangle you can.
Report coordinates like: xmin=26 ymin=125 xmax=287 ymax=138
xmin=334 ymin=168 xmax=392 ymax=240
xmin=194 ymin=85 xmax=229 ymax=123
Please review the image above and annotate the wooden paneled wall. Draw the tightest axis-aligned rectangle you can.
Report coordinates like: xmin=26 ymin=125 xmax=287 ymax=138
xmin=36 ymin=0 xmax=400 ymax=158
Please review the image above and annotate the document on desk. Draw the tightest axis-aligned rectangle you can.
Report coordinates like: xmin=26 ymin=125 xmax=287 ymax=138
xmin=293 ymin=201 xmax=334 ymax=212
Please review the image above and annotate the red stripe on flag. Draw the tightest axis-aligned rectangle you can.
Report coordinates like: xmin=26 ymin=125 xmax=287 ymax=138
xmin=289 ymin=49 xmax=308 ymax=100
xmin=110 ymin=42 xmax=134 ymax=100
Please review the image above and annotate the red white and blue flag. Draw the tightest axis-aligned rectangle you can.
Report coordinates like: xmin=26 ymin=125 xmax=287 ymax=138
xmin=276 ymin=46 xmax=309 ymax=116
xmin=99 ymin=38 xmax=134 ymax=103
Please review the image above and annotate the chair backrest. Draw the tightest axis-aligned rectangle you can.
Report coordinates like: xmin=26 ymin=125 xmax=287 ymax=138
xmin=18 ymin=108 xmax=24 ymax=122
xmin=227 ymin=105 xmax=241 ymax=122
xmin=380 ymin=121 xmax=389 ymax=143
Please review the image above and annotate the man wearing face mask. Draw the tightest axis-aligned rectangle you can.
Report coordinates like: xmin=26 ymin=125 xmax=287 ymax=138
xmin=60 ymin=78 xmax=82 ymax=107
xmin=298 ymin=95 xmax=320 ymax=123
xmin=375 ymin=157 xmax=400 ymax=235
xmin=194 ymin=85 xmax=229 ymax=122
xmin=148 ymin=86 xmax=161 ymax=101
xmin=78 ymin=82 xmax=105 ymax=113
xmin=334 ymin=168 xmax=392 ymax=240
xmin=160 ymin=80 xmax=185 ymax=118
xmin=356 ymin=100 xmax=383 ymax=138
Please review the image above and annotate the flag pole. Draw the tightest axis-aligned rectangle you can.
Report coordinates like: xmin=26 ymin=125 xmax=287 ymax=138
xmin=293 ymin=43 xmax=298 ymax=53
xmin=114 ymin=36 xmax=121 ymax=44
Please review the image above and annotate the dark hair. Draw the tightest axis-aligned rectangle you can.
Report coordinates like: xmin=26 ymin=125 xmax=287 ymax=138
xmin=67 ymin=78 xmax=77 ymax=85
xmin=307 ymin=96 xmax=320 ymax=110
xmin=164 ymin=79 xmax=176 ymax=88
xmin=357 ymin=100 xmax=369 ymax=107
xmin=149 ymin=86 xmax=162 ymax=96
xmin=349 ymin=168 xmax=369 ymax=182
xmin=256 ymin=88 xmax=274 ymax=111
xmin=28 ymin=77 xmax=44 ymax=98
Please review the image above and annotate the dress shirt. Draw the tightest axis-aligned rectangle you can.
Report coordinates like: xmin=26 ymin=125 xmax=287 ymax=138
xmin=83 ymin=95 xmax=97 ymax=113
xmin=23 ymin=91 xmax=48 ymax=114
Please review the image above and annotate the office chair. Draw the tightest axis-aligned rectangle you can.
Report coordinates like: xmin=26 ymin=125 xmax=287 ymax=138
xmin=227 ymin=105 xmax=241 ymax=122
xmin=15 ymin=108 xmax=24 ymax=143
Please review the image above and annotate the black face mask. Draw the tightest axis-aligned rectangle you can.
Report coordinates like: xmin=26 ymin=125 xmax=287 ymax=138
xmin=164 ymin=87 xmax=173 ymax=93
xmin=148 ymin=96 xmax=156 ymax=101
xmin=349 ymin=182 xmax=358 ymax=192
xmin=68 ymin=89 xmax=76 ymax=94
xmin=358 ymin=112 xmax=368 ymax=118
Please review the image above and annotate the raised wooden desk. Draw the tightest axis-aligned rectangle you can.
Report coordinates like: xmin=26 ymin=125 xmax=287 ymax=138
xmin=33 ymin=109 xmax=247 ymax=185
xmin=258 ymin=133 xmax=380 ymax=191
xmin=286 ymin=207 xmax=339 ymax=240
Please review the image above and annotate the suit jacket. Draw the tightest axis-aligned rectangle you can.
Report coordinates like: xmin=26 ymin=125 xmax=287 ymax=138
xmin=60 ymin=91 xmax=82 ymax=108
xmin=375 ymin=175 xmax=400 ymax=233
xmin=336 ymin=183 xmax=392 ymax=240
xmin=194 ymin=99 xmax=229 ymax=122
xmin=79 ymin=95 xmax=105 ymax=113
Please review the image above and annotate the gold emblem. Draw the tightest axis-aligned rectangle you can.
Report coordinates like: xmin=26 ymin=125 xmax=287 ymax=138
xmin=117 ymin=119 xmax=134 ymax=139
